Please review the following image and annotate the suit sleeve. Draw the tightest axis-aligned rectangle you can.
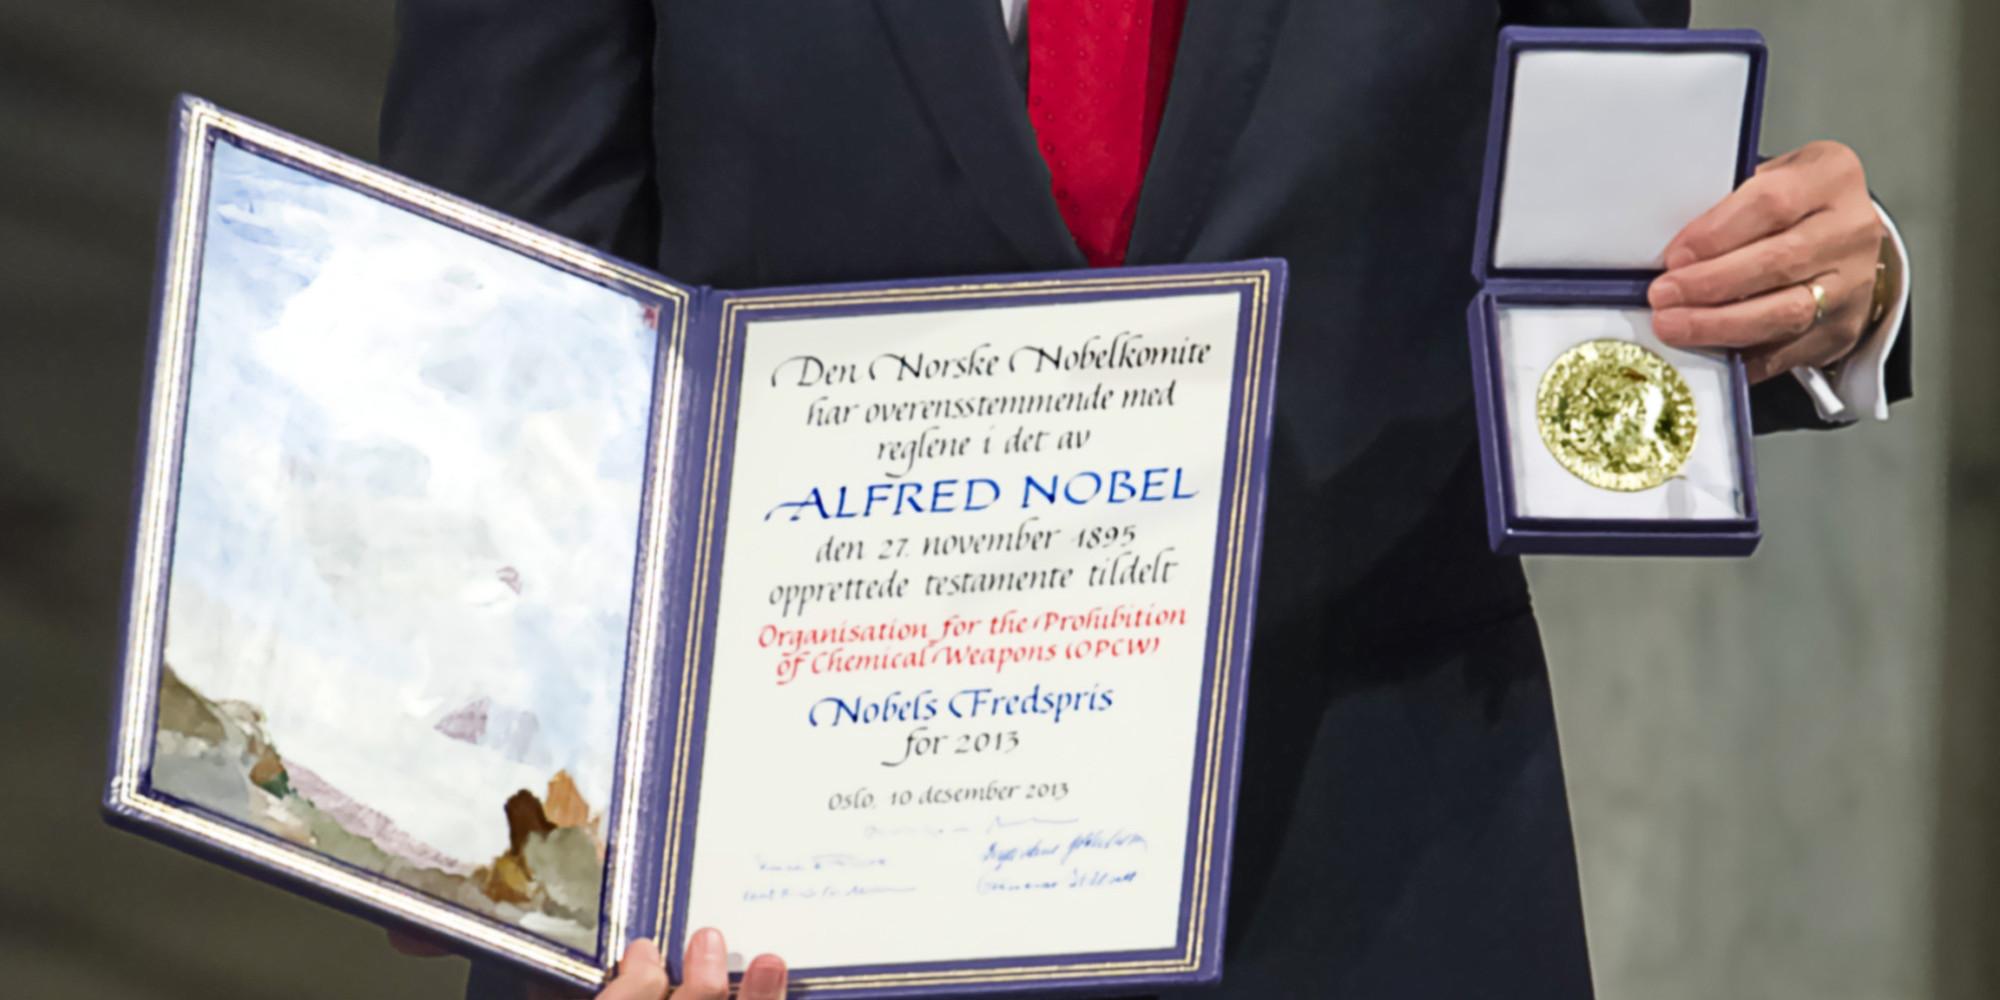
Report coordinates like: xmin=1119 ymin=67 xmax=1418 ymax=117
xmin=379 ymin=0 xmax=659 ymax=261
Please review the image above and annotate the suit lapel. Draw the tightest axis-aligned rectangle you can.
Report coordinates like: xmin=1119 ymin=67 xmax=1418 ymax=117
xmin=1126 ymin=0 xmax=1291 ymax=265
xmin=871 ymin=0 xmax=1087 ymax=270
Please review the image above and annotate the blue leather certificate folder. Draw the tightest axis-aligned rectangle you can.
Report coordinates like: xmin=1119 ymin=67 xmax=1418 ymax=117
xmin=105 ymin=97 xmax=1286 ymax=997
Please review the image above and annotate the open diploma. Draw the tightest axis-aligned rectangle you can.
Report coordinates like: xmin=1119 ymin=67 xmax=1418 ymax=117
xmin=104 ymin=100 xmax=1285 ymax=997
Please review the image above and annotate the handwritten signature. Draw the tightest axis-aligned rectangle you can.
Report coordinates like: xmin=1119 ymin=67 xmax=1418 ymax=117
xmin=753 ymin=853 xmax=891 ymax=874
xmin=981 ymin=828 xmax=1148 ymax=871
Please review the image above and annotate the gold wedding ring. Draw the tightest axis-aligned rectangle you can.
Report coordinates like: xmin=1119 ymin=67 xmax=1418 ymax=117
xmin=1807 ymin=281 xmax=1829 ymax=329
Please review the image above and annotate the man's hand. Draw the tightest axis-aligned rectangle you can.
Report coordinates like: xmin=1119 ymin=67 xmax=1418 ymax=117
xmin=387 ymin=927 xmax=786 ymax=1000
xmin=596 ymin=930 xmax=788 ymax=1000
xmin=1647 ymin=141 xmax=1885 ymax=383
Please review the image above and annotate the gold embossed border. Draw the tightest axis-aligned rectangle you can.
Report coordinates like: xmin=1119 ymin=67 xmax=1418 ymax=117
xmin=652 ymin=270 xmax=1274 ymax=992
xmin=104 ymin=98 xmax=691 ymax=989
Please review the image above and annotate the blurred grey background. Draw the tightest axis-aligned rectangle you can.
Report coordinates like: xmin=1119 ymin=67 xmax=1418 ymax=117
xmin=0 ymin=1 xmax=1991 ymax=998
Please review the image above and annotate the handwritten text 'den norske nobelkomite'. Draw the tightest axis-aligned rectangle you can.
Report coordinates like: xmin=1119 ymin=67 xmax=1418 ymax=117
xmin=769 ymin=333 xmax=1218 ymax=388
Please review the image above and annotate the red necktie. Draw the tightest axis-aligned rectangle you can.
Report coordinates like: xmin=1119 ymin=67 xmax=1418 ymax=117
xmin=1027 ymin=0 xmax=1189 ymax=267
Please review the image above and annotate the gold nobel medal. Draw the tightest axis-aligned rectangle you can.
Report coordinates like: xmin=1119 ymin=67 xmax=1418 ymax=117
xmin=1535 ymin=339 xmax=1697 ymax=492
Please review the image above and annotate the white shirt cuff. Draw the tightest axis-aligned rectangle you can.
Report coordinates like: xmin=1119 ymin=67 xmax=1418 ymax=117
xmin=1789 ymin=200 xmax=1911 ymax=423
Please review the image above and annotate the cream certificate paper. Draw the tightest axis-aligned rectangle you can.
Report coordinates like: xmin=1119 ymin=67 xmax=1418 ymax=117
xmin=682 ymin=290 xmax=1247 ymax=970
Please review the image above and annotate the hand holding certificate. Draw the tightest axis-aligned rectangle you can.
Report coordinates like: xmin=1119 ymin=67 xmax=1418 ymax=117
xmin=105 ymin=98 xmax=1285 ymax=997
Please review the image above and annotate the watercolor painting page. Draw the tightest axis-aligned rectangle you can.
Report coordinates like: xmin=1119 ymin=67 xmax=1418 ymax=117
xmin=149 ymin=139 xmax=660 ymax=952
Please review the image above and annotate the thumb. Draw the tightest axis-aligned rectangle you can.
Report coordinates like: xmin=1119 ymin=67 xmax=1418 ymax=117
xmin=595 ymin=939 xmax=670 ymax=1000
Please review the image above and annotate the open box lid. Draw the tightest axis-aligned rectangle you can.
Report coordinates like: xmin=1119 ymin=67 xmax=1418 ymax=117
xmin=1473 ymin=27 xmax=1768 ymax=283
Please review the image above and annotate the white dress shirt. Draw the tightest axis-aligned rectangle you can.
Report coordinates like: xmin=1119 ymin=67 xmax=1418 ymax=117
xmin=999 ymin=0 xmax=1907 ymax=421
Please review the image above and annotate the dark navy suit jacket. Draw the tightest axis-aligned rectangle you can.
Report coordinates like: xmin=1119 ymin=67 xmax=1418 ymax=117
xmin=380 ymin=2 xmax=1913 ymax=996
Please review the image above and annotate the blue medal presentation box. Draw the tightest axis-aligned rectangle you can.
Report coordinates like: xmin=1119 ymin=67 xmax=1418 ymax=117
xmin=1468 ymin=27 xmax=1768 ymax=557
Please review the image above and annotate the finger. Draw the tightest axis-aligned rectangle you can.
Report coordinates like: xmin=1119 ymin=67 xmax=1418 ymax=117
xmin=1653 ymin=269 xmax=1859 ymax=351
xmin=1743 ymin=325 xmax=1858 ymax=383
xmin=597 ymin=939 xmax=671 ymax=1000
xmin=1662 ymin=143 xmax=1863 ymax=268
xmin=739 ymin=954 xmax=790 ymax=1000
xmin=386 ymin=929 xmax=452 ymax=958
xmin=1650 ymin=203 xmax=1880 ymax=309
xmin=1663 ymin=172 xmax=1817 ymax=270
xmin=675 ymin=928 xmax=730 ymax=1000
